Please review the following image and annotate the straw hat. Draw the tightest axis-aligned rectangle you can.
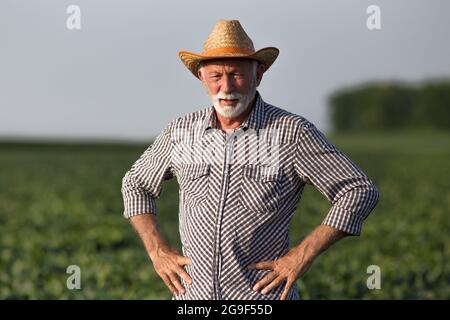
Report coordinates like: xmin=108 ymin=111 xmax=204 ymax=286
xmin=179 ymin=19 xmax=279 ymax=78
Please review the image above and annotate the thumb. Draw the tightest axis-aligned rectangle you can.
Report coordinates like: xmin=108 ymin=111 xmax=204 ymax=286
xmin=178 ymin=255 xmax=192 ymax=266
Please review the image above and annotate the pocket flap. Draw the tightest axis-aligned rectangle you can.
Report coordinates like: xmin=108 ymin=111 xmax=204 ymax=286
xmin=243 ymin=164 xmax=281 ymax=182
xmin=183 ymin=163 xmax=210 ymax=180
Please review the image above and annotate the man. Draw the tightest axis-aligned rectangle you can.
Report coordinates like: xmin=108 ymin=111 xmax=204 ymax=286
xmin=121 ymin=19 xmax=380 ymax=300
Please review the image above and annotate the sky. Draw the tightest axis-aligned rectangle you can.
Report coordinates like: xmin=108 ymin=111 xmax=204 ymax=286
xmin=1 ymin=0 xmax=450 ymax=142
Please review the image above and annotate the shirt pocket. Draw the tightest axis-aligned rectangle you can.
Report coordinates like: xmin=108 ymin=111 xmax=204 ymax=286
xmin=179 ymin=163 xmax=211 ymax=209
xmin=239 ymin=164 xmax=283 ymax=217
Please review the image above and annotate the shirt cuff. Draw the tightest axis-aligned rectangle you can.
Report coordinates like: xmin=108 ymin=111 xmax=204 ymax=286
xmin=123 ymin=194 xmax=157 ymax=219
xmin=322 ymin=204 xmax=365 ymax=236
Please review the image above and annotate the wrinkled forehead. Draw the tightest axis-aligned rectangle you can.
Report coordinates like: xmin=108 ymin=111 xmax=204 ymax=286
xmin=199 ymin=58 xmax=256 ymax=73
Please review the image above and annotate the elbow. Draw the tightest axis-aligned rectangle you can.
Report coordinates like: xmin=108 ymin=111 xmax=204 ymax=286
xmin=368 ymin=182 xmax=380 ymax=210
xmin=121 ymin=170 xmax=135 ymax=197
xmin=120 ymin=171 xmax=129 ymax=194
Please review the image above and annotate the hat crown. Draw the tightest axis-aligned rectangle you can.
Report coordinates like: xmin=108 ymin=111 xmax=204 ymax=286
xmin=178 ymin=19 xmax=279 ymax=78
xmin=202 ymin=20 xmax=255 ymax=54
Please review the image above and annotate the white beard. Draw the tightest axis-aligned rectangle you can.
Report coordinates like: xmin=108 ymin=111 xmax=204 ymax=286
xmin=210 ymin=85 xmax=257 ymax=119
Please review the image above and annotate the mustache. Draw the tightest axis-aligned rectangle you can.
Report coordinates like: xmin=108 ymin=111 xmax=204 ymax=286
xmin=214 ymin=92 xmax=245 ymax=100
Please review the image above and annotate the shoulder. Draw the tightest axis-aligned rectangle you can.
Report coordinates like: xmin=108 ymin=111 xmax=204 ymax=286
xmin=261 ymin=101 xmax=316 ymax=143
xmin=163 ymin=106 xmax=211 ymax=132
xmin=156 ymin=107 xmax=212 ymax=145
xmin=264 ymin=102 xmax=309 ymax=126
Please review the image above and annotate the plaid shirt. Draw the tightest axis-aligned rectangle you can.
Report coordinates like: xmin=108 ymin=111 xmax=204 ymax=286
xmin=121 ymin=91 xmax=380 ymax=300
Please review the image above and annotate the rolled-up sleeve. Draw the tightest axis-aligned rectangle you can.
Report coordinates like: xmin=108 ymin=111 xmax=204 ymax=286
xmin=294 ymin=120 xmax=380 ymax=235
xmin=121 ymin=125 xmax=174 ymax=219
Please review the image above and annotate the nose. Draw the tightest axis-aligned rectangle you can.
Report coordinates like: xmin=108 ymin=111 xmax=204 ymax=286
xmin=220 ymin=74 xmax=235 ymax=94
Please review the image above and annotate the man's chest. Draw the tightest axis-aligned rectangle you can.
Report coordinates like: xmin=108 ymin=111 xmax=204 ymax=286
xmin=172 ymin=128 xmax=302 ymax=214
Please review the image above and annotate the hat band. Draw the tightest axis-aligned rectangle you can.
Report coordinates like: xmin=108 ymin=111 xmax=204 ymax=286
xmin=201 ymin=47 xmax=255 ymax=57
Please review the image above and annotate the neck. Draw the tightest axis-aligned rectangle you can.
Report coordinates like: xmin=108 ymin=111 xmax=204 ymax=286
xmin=216 ymin=95 xmax=256 ymax=131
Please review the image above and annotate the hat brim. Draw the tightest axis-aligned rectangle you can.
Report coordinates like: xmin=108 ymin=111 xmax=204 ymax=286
xmin=178 ymin=47 xmax=279 ymax=79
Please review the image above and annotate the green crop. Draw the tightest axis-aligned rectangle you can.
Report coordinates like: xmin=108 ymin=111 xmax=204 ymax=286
xmin=0 ymin=132 xmax=448 ymax=299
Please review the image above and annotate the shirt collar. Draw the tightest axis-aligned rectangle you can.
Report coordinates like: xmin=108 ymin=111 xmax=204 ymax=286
xmin=202 ymin=90 xmax=266 ymax=134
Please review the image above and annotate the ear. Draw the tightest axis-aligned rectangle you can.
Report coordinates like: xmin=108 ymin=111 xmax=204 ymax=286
xmin=256 ymin=63 xmax=265 ymax=87
xmin=197 ymin=68 xmax=203 ymax=81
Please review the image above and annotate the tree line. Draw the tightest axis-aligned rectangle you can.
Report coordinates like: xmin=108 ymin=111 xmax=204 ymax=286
xmin=328 ymin=80 xmax=450 ymax=132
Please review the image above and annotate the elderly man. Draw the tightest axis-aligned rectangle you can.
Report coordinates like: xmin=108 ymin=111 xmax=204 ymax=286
xmin=121 ymin=19 xmax=379 ymax=300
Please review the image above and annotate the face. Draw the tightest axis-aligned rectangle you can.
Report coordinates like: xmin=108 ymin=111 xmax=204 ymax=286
xmin=198 ymin=59 xmax=265 ymax=119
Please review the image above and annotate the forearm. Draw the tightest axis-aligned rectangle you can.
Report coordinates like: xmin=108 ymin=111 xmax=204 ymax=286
xmin=130 ymin=213 xmax=169 ymax=261
xmin=292 ymin=224 xmax=349 ymax=264
xmin=130 ymin=213 xmax=192 ymax=296
xmin=250 ymin=224 xmax=349 ymax=298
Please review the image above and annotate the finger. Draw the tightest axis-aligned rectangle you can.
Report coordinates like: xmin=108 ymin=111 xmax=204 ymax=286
xmin=175 ymin=266 xmax=193 ymax=285
xmin=253 ymin=272 xmax=277 ymax=292
xmin=161 ymin=274 xmax=178 ymax=296
xmin=280 ymin=279 xmax=294 ymax=300
xmin=178 ymin=255 xmax=192 ymax=266
xmin=261 ymin=277 xmax=285 ymax=295
xmin=168 ymin=272 xmax=186 ymax=295
xmin=247 ymin=261 xmax=274 ymax=270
